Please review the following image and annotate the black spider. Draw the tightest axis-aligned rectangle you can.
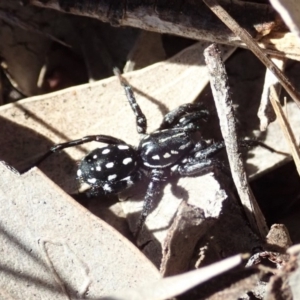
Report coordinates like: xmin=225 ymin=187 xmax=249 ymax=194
xmin=30 ymin=69 xmax=276 ymax=236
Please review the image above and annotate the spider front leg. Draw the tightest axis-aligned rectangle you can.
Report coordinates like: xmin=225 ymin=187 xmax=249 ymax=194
xmin=114 ymin=68 xmax=147 ymax=134
xmin=135 ymin=169 xmax=167 ymax=237
xmin=191 ymin=140 xmax=226 ymax=159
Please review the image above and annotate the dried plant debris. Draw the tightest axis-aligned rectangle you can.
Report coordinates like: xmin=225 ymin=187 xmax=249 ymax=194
xmin=258 ymin=56 xmax=284 ymax=131
xmin=107 ymin=254 xmax=249 ymax=300
xmin=270 ymin=0 xmax=300 ymax=37
xmin=204 ymin=43 xmax=268 ymax=239
xmin=203 ymin=0 xmax=300 ymax=109
xmin=0 ymin=162 xmax=160 ymax=299
xmin=98 ymin=243 xmax=300 ymax=300
xmin=266 ymin=224 xmax=293 ymax=253
xmin=29 ymin=0 xmax=300 ymax=61
xmin=0 ymin=0 xmax=300 ymax=299
xmin=265 ymin=244 xmax=300 ymax=300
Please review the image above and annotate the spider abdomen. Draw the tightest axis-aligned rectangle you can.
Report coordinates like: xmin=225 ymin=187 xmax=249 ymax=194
xmin=77 ymin=144 xmax=138 ymax=185
xmin=138 ymin=129 xmax=193 ymax=168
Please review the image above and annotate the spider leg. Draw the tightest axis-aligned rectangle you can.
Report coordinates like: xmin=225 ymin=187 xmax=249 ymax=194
xmin=174 ymin=111 xmax=211 ymax=132
xmin=175 ymin=158 xmax=228 ymax=177
xmin=159 ymin=103 xmax=209 ymax=130
xmin=192 ymin=140 xmax=226 ymax=158
xmin=114 ymin=68 xmax=147 ymax=134
xmin=238 ymin=139 xmax=288 ymax=155
xmin=135 ymin=169 xmax=167 ymax=237
xmin=191 ymin=139 xmax=284 ymax=160
xmin=22 ymin=135 xmax=127 ymax=173
xmin=176 ymin=138 xmax=285 ymax=177
xmin=173 ymin=141 xmax=230 ymax=176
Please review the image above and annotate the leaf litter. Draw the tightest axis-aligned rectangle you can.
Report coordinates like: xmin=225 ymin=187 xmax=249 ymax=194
xmin=0 ymin=1 xmax=300 ymax=299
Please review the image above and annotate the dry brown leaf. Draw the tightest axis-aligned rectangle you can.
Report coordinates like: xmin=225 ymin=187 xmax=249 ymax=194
xmin=270 ymin=0 xmax=300 ymax=37
xmin=108 ymin=254 xmax=245 ymax=300
xmin=0 ymin=162 xmax=160 ymax=299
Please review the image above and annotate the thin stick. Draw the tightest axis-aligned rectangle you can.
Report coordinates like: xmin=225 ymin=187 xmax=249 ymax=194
xmin=269 ymin=86 xmax=300 ymax=175
xmin=203 ymin=0 xmax=300 ymax=109
xmin=204 ymin=44 xmax=268 ymax=239
xmin=258 ymin=56 xmax=284 ymax=131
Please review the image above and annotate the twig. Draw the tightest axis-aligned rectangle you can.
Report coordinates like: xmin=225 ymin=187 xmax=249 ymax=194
xmin=30 ymin=0 xmax=300 ymax=61
xmin=203 ymin=0 xmax=300 ymax=109
xmin=258 ymin=56 xmax=284 ymax=131
xmin=269 ymin=86 xmax=300 ymax=176
xmin=204 ymin=44 xmax=268 ymax=239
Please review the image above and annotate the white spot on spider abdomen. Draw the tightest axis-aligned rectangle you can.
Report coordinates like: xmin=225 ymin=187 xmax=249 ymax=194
xmin=179 ymin=117 xmax=186 ymax=123
xmin=108 ymin=174 xmax=117 ymax=181
xmin=118 ymin=145 xmax=129 ymax=150
xmin=123 ymin=157 xmax=132 ymax=165
xmin=87 ymin=178 xmax=97 ymax=184
xmin=163 ymin=152 xmax=171 ymax=158
xmin=103 ymin=184 xmax=112 ymax=192
xmin=152 ymin=155 xmax=160 ymax=160
xmin=179 ymin=143 xmax=190 ymax=150
xmin=106 ymin=162 xmax=114 ymax=168
xmin=102 ymin=148 xmax=110 ymax=154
